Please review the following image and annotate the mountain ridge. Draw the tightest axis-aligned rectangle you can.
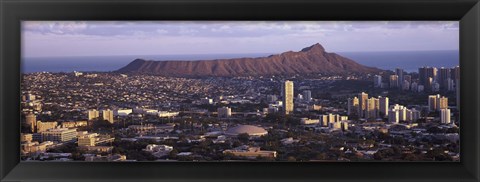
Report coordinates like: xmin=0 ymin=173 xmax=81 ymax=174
xmin=117 ymin=43 xmax=382 ymax=77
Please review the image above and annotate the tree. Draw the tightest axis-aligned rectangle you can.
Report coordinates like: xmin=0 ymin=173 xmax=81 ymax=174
xmin=168 ymin=149 xmax=179 ymax=159
xmin=237 ymin=133 xmax=250 ymax=144
xmin=287 ymin=156 xmax=297 ymax=162
xmin=91 ymin=119 xmax=113 ymax=130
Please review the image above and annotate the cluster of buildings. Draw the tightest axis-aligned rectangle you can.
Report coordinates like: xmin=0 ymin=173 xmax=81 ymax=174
xmin=20 ymin=69 xmax=460 ymax=162
xmin=373 ymin=66 xmax=460 ymax=94
xmin=87 ymin=109 xmax=114 ymax=123
xmin=347 ymin=92 xmax=389 ymax=120
xmin=347 ymin=92 xmax=453 ymax=124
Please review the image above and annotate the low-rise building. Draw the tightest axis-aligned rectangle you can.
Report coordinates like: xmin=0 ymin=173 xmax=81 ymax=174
xmin=21 ymin=141 xmax=54 ymax=155
xmin=21 ymin=133 xmax=33 ymax=143
xmin=61 ymin=121 xmax=88 ymax=128
xmin=41 ymin=128 xmax=77 ymax=142
xmin=143 ymin=144 xmax=174 ymax=158
xmin=36 ymin=121 xmax=58 ymax=133
xmin=300 ymin=118 xmax=320 ymax=125
xmin=223 ymin=146 xmax=277 ymax=159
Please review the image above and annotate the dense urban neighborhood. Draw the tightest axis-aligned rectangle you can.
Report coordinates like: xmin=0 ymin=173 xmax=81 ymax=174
xmin=20 ymin=64 xmax=460 ymax=162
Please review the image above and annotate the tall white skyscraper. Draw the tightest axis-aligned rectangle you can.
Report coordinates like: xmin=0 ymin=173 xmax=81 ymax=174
xmin=358 ymin=92 xmax=368 ymax=118
xmin=441 ymin=108 xmax=451 ymax=124
xmin=366 ymin=97 xmax=378 ymax=119
xmin=282 ymin=80 xmax=294 ymax=115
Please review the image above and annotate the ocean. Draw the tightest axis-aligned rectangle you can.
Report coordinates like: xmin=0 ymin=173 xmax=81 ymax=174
xmin=22 ymin=50 xmax=459 ymax=73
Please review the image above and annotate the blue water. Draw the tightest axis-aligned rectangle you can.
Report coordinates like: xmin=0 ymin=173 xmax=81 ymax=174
xmin=340 ymin=50 xmax=459 ymax=73
xmin=22 ymin=54 xmax=271 ymax=73
xmin=22 ymin=50 xmax=459 ymax=73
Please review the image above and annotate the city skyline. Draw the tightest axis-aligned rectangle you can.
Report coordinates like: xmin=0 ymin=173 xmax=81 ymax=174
xmin=22 ymin=21 xmax=459 ymax=58
xmin=20 ymin=21 xmax=460 ymax=162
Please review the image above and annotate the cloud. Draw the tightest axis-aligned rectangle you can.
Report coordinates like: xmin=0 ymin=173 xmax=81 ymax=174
xmin=22 ymin=21 xmax=459 ymax=57
xmin=22 ymin=21 xmax=459 ymax=38
xmin=23 ymin=21 xmax=88 ymax=35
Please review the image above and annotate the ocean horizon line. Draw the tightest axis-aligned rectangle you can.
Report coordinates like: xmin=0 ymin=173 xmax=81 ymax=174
xmin=23 ymin=49 xmax=459 ymax=59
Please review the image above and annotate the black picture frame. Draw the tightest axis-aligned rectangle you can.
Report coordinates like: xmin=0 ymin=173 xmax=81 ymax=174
xmin=1 ymin=0 xmax=479 ymax=181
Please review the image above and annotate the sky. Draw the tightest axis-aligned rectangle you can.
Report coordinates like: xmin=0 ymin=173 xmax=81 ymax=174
xmin=22 ymin=21 xmax=459 ymax=58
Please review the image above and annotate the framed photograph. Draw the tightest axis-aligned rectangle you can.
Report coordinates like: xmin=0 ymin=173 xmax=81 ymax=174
xmin=1 ymin=0 xmax=479 ymax=181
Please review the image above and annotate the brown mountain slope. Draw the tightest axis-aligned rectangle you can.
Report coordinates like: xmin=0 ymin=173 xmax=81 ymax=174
xmin=117 ymin=43 xmax=382 ymax=77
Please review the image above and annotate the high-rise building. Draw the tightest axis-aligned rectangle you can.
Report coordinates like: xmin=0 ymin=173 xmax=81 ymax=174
xmin=428 ymin=95 xmax=438 ymax=112
xmin=389 ymin=75 xmax=399 ymax=88
xmin=432 ymin=82 xmax=440 ymax=92
xmin=303 ymin=90 xmax=312 ymax=102
xmin=87 ymin=109 xmax=100 ymax=120
xmin=357 ymin=92 xmax=368 ymax=118
xmin=25 ymin=113 xmax=37 ymax=133
xmin=440 ymin=108 xmax=451 ymax=124
xmin=399 ymin=107 xmax=407 ymax=121
xmin=405 ymin=109 xmax=413 ymax=121
xmin=102 ymin=109 xmax=114 ymax=123
xmin=373 ymin=75 xmax=382 ymax=88
xmin=411 ymin=108 xmax=421 ymax=122
xmin=426 ymin=77 xmax=433 ymax=91
xmin=428 ymin=94 xmax=448 ymax=112
xmin=378 ymin=96 xmax=389 ymax=117
xmin=411 ymin=82 xmax=418 ymax=92
xmin=388 ymin=110 xmax=399 ymax=123
xmin=404 ymin=75 xmax=412 ymax=84
xmin=319 ymin=115 xmax=328 ymax=126
xmin=439 ymin=67 xmax=451 ymax=90
xmin=446 ymin=78 xmax=455 ymax=91
xmin=320 ymin=114 xmax=343 ymax=126
xmin=395 ymin=68 xmax=404 ymax=87
xmin=451 ymin=66 xmax=460 ymax=81
xmin=437 ymin=96 xmax=448 ymax=111
xmin=366 ymin=97 xmax=378 ymax=119
xmin=347 ymin=97 xmax=359 ymax=116
xmin=218 ymin=106 xmax=232 ymax=118
xmin=419 ymin=67 xmax=438 ymax=89
xmin=282 ymin=80 xmax=294 ymax=115
xmin=426 ymin=67 xmax=438 ymax=82
xmin=402 ymin=80 xmax=410 ymax=91
xmin=419 ymin=67 xmax=427 ymax=86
